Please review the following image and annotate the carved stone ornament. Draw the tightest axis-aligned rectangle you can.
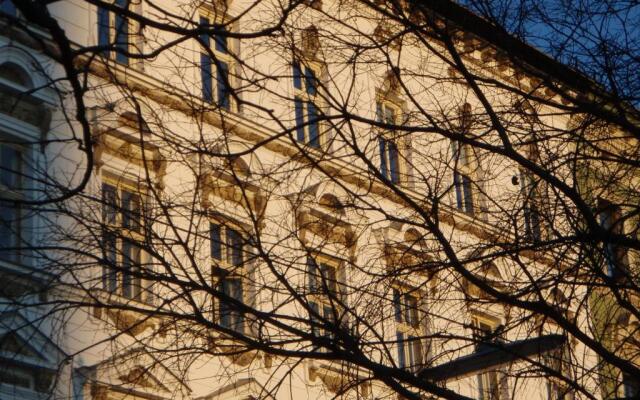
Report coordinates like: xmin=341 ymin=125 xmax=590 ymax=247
xmin=94 ymin=307 xmax=158 ymax=337
xmin=208 ymin=335 xmax=262 ymax=367
xmin=309 ymin=362 xmax=370 ymax=395
xmin=297 ymin=209 xmax=356 ymax=248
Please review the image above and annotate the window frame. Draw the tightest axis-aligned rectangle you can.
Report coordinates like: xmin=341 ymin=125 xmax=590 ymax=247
xmin=101 ymin=178 xmax=148 ymax=303
xmin=471 ymin=315 xmax=503 ymax=400
xmin=97 ymin=0 xmax=133 ymax=66
xmin=199 ymin=14 xmax=237 ymax=111
xmin=292 ymin=60 xmax=324 ymax=149
xmin=597 ymin=199 xmax=628 ymax=279
xmin=210 ymin=220 xmax=253 ymax=334
xmin=520 ymin=171 xmax=543 ymax=242
xmin=376 ymin=100 xmax=404 ymax=185
xmin=306 ymin=253 xmax=343 ymax=343
xmin=0 ymin=135 xmax=28 ymax=264
xmin=392 ymin=287 xmax=426 ymax=371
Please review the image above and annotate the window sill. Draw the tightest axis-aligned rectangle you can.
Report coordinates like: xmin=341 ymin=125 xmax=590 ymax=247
xmin=92 ymin=289 xmax=160 ymax=336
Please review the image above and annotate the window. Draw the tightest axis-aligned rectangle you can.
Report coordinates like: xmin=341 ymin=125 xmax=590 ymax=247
xmin=622 ymin=373 xmax=639 ymax=399
xmin=393 ymin=288 xmax=424 ymax=371
xmin=0 ymin=0 xmax=15 ymax=16
xmin=598 ymin=199 xmax=627 ymax=278
xmin=521 ymin=172 xmax=542 ymax=241
xmin=200 ymin=16 xmax=234 ymax=111
xmin=543 ymin=345 xmax=573 ymax=400
xmin=453 ymin=170 xmax=474 ymax=215
xmin=293 ymin=61 xmax=321 ymax=148
xmin=97 ymin=0 xmax=131 ymax=65
xmin=101 ymin=182 xmax=146 ymax=301
xmin=0 ymin=141 xmax=25 ymax=263
xmin=307 ymin=256 xmax=340 ymax=342
xmin=211 ymin=222 xmax=250 ymax=333
xmin=376 ymin=102 xmax=402 ymax=184
xmin=472 ymin=317 xmax=502 ymax=400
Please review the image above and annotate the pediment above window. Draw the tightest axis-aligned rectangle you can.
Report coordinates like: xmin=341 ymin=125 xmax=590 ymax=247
xmin=80 ymin=348 xmax=191 ymax=400
xmin=297 ymin=208 xmax=356 ymax=249
xmin=91 ymin=110 xmax=167 ymax=189
xmin=201 ymin=169 xmax=266 ymax=219
xmin=308 ymin=360 xmax=371 ymax=395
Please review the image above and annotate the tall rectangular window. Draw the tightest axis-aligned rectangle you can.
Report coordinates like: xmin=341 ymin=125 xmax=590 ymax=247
xmin=521 ymin=172 xmax=542 ymax=241
xmin=598 ymin=199 xmax=626 ymax=278
xmin=97 ymin=0 xmax=130 ymax=65
xmin=393 ymin=288 xmax=423 ymax=371
xmin=0 ymin=142 xmax=24 ymax=263
xmin=101 ymin=182 xmax=147 ymax=301
xmin=377 ymin=102 xmax=402 ymax=184
xmin=453 ymin=170 xmax=474 ymax=215
xmin=472 ymin=317 xmax=502 ymax=400
xmin=292 ymin=61 xmax=321 ymax=148
xmin=307 ymin=257 xmax=340 ymax=343
xmin=200 ymin=17 xmax=233 ymax=111
xmin=210 ymin=222 xmax=250 ymax=333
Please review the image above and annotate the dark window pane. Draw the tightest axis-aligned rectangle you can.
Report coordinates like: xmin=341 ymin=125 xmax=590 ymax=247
xmin=97 ymin=6 xmax=110 ymax=57
xmin=292 ymin=62 xmax=302 ymax=90
xmin=404 ymin=294 xmax=418 ymax=327
xmin=461 ymin=174 xmax=474 ymax=214
xmin=122 ymin=240 xmax=141 ymax=299
xmin=214 ymin=25 xmax=228 ymax=53
xmin=307 ymin=101 xmax=320 ymax=147
xmin=379 ymin=137 xmax=388 ymax=179
xmin=294 ymin=97 xmax=305 ymax=142
xmin=393 ymin=289 xmax=402 ymax=322
xmin=114 ymin=10 xmax=129 ymax=65
xmin=198 ymin=16 xmax=210 ymax=47
xmin=210 ymin=223 xmax=222 ymax=260
xmin=453 ymin=171 xmax=463 ymax=210
xmin=0 ymin=203 xmax=17 ymax=261
xmin=397 ymin=332 xmax=406 ymax=368
xmin=102 ymin=183 xmax=117 ymax=225
xmin=388 ymin=140 xmax=399 ymax=183
xmin=226 ymin=228 xmax=243 ymax=266
xmin=375 ymin=102 xmax=383 ymax=123
xmin=219 ymin=277 xmax=244 ymax=332
xmin=201 ymin=53 xmax=213 ymax=102
xmin=103 ymin=232 xmax=117 ymax=293
xmin=216 ymin=61 xmax=230 ymax=110
xmin=122 ymin=190 xmax=141 ymax=232
xmin=307 ymin=257 xmax=318 ymax=293
xmin=319 ymin=263 xmax=336 ymax=295
xmin=304 ymin=67 xmax=317 ymax=95
xmin=0 ymin=145 xmax=21 ymax=190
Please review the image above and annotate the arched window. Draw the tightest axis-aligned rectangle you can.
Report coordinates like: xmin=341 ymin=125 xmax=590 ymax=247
xmin=0 ymin=62 xmax=33 ymax=88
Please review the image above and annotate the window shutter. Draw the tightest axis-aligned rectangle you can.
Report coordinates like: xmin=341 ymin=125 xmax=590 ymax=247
xmin=294 ymin=97 xmax=305 ymax=142
xmin=201 ymin=53 xmax=213 ymax=102
xmin=210 ymin=223 xmax=222 ymax=260
xmin=292 ymin=62 xmax=302 ymax=90
xmin=307 ymin=101 xmax=320 ymax=148
xmin=216 ymin=61 xmax=230 ymax=110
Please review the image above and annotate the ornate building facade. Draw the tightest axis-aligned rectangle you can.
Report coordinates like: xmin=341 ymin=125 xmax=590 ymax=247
xmin=0 ymin=0 xmax=638 ymax=399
